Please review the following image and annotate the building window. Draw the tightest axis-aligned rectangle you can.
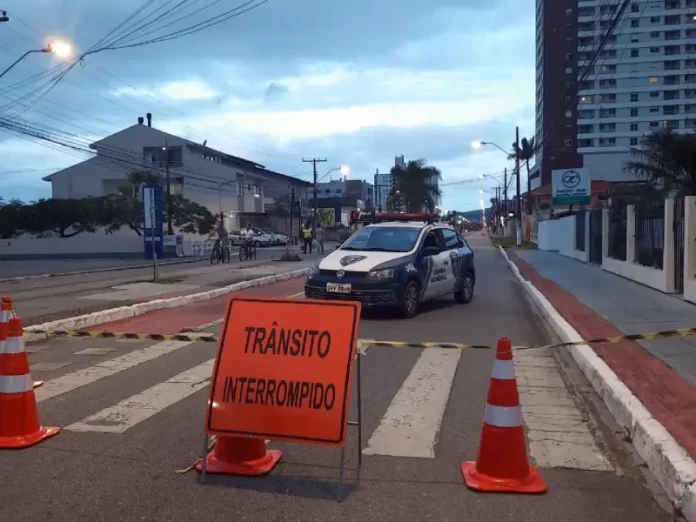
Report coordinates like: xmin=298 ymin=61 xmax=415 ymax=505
xmin=631 ymin=108 xmax=639 ymax=116
xmin=631 ymin=3 xmax=640 ymax=12
xmin=565 ymin=53 xmax=573 ymax=60
xmin=649 ymin=76 xmax=660 ymax=83
xmin=237 ymin=181 xmax=244 ymax=195
xmin=651 ymin=31 xmax=661 ymax=38
xmin=565 ymin=8 xmax=573 ymax=15
xmin=650 ymin=16 xmax=660 ymax=23
xmin=631 ymin=49 xmax=640 ymax=57
xmin=630 ymin=138 xmax=638 ymax=145
xmin=630 ymin=123 xmax=639 ymax=131
xmin=565 ymin=67 xmax=573 ymax=73
xmin=650 ymin=91 xmax=660 ymax=97
xmin=631 ymin=19 xmax=640 ymax=28
xmin=565 ymin=110 xmax=573 ymax=117
xmin=565 ymin=139 xmax=573 ymax=147
xmin=631 ymin=93 xmax=639 ymax=102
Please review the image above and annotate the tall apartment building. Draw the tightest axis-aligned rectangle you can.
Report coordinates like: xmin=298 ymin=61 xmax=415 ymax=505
xmin=534 ymin=0 xmax=696 ymax=190
xmin=533 ymin=0 xmax=583 ymax=190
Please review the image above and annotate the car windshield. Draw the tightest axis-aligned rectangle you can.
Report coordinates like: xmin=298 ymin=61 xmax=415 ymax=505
xmin=340 ymin=226 xmax=421 ymax=252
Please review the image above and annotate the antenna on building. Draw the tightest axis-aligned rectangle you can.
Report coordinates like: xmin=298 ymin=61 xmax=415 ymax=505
xmin=146 ymin=113 xmax=152 ymax=127
xmin=202 ymin=140 xmax=207 ymax=147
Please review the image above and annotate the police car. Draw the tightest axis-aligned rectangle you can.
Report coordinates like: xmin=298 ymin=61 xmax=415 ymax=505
xmin=304 ymin=213 xmax=475 ymax=318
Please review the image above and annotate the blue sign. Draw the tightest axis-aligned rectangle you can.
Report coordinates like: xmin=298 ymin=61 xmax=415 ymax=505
xmin=142 ymin=185 xmax=164 ymax=259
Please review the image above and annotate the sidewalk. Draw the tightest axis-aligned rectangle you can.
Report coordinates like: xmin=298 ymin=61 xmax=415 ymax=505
xmin=508 ymin=248 xmax=696 ymax=462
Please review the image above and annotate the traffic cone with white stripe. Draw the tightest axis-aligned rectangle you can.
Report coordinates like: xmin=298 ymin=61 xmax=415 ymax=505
xmin=1 ymin=298 xmax=42 ymax=389
xmin=0 ymin=317 xmax=60 ymax=448
xmin=461 ymin=337 xmax=547 ymax=494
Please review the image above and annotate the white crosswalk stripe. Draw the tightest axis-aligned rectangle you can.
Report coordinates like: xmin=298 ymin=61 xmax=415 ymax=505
xmin=24 ymin=339 xmax=611 ymax=471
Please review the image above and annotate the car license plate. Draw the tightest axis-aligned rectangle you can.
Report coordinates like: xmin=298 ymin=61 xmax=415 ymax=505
xmin=326 ymin=282 xmax=351 ymax=294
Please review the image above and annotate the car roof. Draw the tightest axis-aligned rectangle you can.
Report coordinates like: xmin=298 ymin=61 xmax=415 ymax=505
xmin=367 ymin=221 xmax=429 ymax=229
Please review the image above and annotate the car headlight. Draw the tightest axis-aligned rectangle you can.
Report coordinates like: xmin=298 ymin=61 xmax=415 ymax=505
xmin=368 ymin=268 xmax=395 ymax=280
xmin=308 ymin=263 xmax=320 ymax=277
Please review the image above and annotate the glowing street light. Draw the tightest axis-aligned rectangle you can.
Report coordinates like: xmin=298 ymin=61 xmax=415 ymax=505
xmin=472 ymin=140 xmax=508 ymax=155
xmin=0 ymin=39 xmax=73 ymax=80
xmin=339 ymin=164 xmax=350 ymax=177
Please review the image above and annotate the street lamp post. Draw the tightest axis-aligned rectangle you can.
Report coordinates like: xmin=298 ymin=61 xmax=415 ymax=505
xmin=0 ymin=41 xmax=73 ymax=80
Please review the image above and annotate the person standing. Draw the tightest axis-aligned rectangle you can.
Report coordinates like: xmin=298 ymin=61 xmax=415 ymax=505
xmin=302 ymin=221 xmax=313 ymax=254
xmin=315 ymin=224 xmax=325 ymax=253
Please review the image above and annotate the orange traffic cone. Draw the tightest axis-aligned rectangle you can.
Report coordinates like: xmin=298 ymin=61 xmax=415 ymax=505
xmin=461 ymin=337 xmax=547 ymax=494
xmin=0 ymin=317 xmax=61 ymax=449
xmin=195 ymin=436 xmax=281 ymax=476
xmin=1 ymin=298 xmax=41 ymax=390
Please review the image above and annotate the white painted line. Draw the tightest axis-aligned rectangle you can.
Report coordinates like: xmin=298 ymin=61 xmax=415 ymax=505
xmin=65 ymin=359 xmax=214 ymax=434
xmin=35 ymin=340 xmax=194 ymax=403
xmin=362 ymin=347 xmax=462 ymax=458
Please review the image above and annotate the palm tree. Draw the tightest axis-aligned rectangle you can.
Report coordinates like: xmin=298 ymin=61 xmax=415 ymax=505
xmin=624 ymin=128 xmax=696 ymax=198
xmin=509 ymin=137 xmax=535 ymax=214
xmin=390 ymin=159 xmax=442 ymax=213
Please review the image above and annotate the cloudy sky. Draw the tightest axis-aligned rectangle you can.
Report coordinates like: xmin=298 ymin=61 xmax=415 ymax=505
xmin=0 ymin=0 xmax=535 ymax=212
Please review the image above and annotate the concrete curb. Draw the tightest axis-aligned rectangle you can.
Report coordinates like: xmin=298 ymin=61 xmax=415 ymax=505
xmin=498 ymin=246 xmax=696 ymax=521
xmin=24 ymin=268 xmax=311 ymax=343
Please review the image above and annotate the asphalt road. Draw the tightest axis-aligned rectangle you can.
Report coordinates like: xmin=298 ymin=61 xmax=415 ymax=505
xmin=1 ymin=250 xmax=320 ymax=325
xmin=0 ymin=236 xmax=673 ymax=522
xmin=0 ymin=245 xmax=292 ymax=279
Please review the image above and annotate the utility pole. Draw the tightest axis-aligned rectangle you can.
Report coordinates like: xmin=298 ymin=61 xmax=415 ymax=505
xmin=503 ymin=168 xmax=508 ymax=219
xmin=163 ymin=139 xmax=173 ymax=235
xmin=302 ymin=157 xmax=327 ymax=234
xmin=290 ymin=186 xmax=296 ymax=244
xmin=515 ymin=126 xmax=522 ymax=247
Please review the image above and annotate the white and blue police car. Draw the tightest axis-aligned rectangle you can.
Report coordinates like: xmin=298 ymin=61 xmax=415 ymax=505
xmin=304 ymin=218 xmax=475 ymax=318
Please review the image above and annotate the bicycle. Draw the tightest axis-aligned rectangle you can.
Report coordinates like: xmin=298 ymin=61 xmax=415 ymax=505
xmin=239 ymin=240 xmax=257 ymax=261
xmin=210 ymin=239 xmax=231 ymax=264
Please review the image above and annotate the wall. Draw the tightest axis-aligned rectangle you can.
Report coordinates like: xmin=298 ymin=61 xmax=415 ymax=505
xmin=0 ymin=231 xmax=145 ymax=259
xmin=537 ymin=217 xmax=574 ymax=254
xmin=684 ymin=196 xmax=696 ymax=304
xmin=600 ymin=203 xmax=675 ymax=293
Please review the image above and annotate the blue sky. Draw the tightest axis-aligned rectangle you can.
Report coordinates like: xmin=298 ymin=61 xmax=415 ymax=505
xmin=0 ymin=0 xmax=535 ymax=212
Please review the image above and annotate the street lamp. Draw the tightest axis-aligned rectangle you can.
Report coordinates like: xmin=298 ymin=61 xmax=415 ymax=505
xmin=0 ymin=40 xmax=73 ymax=80
xmin=471 ymin=140 xmax=509 ymax=156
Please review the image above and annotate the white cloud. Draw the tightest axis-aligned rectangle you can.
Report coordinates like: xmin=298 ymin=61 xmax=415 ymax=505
xmin=113 ymin=80 xmax=220 ymax=101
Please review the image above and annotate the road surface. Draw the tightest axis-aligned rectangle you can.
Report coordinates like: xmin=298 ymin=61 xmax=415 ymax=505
xmin=0 ymin=235 xmax=672 ymax=522
xmin=1 ymin=252 xmax=320 ymax=325
xmin=0 ymin=245 xmax=293 ymax=279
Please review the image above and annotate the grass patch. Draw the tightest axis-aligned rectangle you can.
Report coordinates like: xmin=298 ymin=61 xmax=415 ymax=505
xmin=490 ymin=237 xmax=534 ymax=249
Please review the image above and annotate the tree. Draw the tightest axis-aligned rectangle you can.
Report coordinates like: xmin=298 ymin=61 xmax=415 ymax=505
xmin=0 ymin=197 xmax=27 ymax=239
xmin=509 ymin=136 xmax=535 ymax=214
xmin=624 ymin=128 xmax=696 ymax=198
xmin=389 ymin=159 xmax=442 ymax=213
xmin=271 ymin=196 xmax=291 ymax=234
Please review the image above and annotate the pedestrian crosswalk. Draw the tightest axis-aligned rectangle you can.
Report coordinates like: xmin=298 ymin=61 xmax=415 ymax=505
xmin=25 ymin=336 xmax=613 ymax=471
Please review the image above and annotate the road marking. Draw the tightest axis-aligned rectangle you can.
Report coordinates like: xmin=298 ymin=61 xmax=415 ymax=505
xmin=362 ymin=347 xmax=461 ymax=458
xmin=65 ymin=359 xmax=214 ymax=434
xmin=35 ymin=340 xmax=194 ymax=403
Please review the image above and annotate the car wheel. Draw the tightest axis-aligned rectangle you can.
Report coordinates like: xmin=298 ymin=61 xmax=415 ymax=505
xmin=455 ymin=272 xmax=474 ymax=304
xmin=401 ymin=280 xmax=421 ymax=319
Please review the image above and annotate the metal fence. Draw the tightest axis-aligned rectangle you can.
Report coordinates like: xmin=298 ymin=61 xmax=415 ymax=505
xmin=575 ymin=210 xmax=586 ymax=252
xmin=607 ymin=203 xmax=627 ymax=261
xmin=634 ymin=202 xmax=664 ymax=269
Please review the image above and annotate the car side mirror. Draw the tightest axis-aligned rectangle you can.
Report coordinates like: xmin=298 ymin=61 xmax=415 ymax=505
xmin=422 ymin=246 xmax=440 ymax=257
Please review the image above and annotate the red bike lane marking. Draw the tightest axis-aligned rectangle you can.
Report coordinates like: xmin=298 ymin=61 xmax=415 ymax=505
xmin=508 ymin=250 xmax=696 ymax=460
xmin=86 ymin=277 xmax=306 ymax=335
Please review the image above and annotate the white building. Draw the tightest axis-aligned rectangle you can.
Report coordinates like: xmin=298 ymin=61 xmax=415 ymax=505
xmin=42 ymin=115 xmax=310 ymax=232
xmin=374 ymin=170 xmax=393 ymax=211
xmin=576 ymin=0 xmax=696 ymax=181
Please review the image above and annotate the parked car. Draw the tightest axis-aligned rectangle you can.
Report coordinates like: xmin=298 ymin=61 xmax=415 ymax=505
xmin=260 ymin=228 xmax=285 ymax=245
xmin=252 ymin=229 xmax=274 ymax=247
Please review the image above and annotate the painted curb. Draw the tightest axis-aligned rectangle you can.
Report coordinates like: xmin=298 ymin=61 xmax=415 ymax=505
xmin=24 ymin=268 xmax=311 ymax=343
xmin=498 ymin=246 xmax=696 ymax=520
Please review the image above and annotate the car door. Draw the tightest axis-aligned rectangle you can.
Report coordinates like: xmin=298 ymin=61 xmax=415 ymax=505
xmin=440 ymin=228 xmax=465 ymax=292
xmin=419 ymin=229 xmax=450 ymax=301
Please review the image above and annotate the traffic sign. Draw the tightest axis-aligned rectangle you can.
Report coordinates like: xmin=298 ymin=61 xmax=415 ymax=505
xmin=142 ymin=185 xmax=164 ymax=259
xmin=551 ymin=168 xmax=591 ymax=206
xmin=206 ymin=297 xmax=361 ymax=446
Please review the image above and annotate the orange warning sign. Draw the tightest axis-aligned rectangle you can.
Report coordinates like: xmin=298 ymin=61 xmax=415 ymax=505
xmin=206 ymin=297 xmax=361 ymax=447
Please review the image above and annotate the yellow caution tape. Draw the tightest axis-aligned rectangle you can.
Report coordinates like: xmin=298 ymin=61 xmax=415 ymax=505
xmin=175 ymin=436 xmax=217 ymax=475
xmin=23 ymin=327 xmax=696 ymax=351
